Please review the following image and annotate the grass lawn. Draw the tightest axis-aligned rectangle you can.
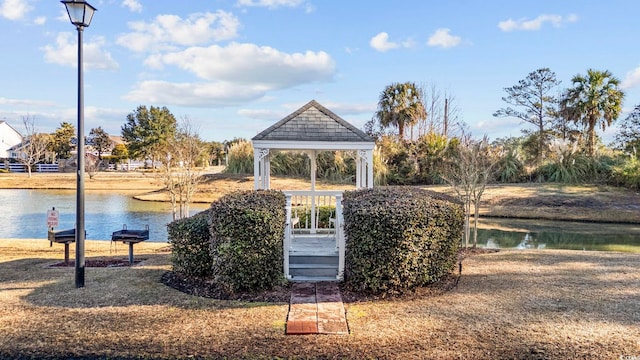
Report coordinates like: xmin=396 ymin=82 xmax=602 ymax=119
xmin=1 ymin=239 xmax=639 ymax=359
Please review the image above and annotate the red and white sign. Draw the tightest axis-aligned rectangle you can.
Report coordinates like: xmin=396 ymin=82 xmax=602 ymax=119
xmin=47 ymin=209 xmax=59 ymax=228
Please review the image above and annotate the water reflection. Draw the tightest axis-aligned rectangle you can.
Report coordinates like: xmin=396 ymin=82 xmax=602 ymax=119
xmin=0 ymin=189 xmax=210 ymax=241
xmin=477 ymin=218 xmax=640 ymax=253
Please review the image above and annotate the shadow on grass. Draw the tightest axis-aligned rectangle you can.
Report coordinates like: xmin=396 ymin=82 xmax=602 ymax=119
xmin=1 ymin=251 xmax=639 ymax=359
xmin=0 ymin=255 xmax=284 ymax=310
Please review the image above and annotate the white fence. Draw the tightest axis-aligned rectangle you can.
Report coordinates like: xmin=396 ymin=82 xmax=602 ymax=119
xmin=36 ymin=164 xmax=59 ymax=172
xmin=107 ymin=162 xmax=144 ymax=171
xmin=286 ymin=190 xmax=342 ymax=232
xmin=0 ymin=163 xmax=59 ymax=173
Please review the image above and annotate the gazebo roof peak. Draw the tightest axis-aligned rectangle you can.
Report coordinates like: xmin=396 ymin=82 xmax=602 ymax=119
xmin=252 ymin=100 xmax=373 ymax=142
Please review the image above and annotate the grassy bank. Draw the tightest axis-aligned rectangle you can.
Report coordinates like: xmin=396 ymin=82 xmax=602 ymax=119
xmin=3 ymin=171 xmax=640 ymax=222
xmin=0 ymin=239 xmax=638 ymax=359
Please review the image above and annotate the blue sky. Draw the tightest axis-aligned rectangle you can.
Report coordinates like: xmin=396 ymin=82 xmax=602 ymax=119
xmin=1 ymin=0 xmax=639 ymax=143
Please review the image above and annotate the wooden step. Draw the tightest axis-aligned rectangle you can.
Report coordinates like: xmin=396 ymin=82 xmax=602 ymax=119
xmin=290 ymin=263 xmax=337 ymax=269
xmin=290 ymin=254 xmax=338 ymax=266
xmin=289 ymin=275 xmax=339 ymax=282
xmin=290 ymin=265 xmax=338 ymax=278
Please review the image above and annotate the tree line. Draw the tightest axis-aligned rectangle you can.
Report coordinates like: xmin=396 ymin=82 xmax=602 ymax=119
xmin=11 ymin=66 xmax=639 ymax=228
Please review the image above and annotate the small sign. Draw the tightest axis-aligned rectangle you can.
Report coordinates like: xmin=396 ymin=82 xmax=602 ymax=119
xmin=47 ymin=208 xmax=59 ymax=228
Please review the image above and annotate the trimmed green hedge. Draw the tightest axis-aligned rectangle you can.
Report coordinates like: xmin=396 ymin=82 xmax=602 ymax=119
xmin=209 ymin=190 xmax=286 ymax=292
xmin=167 ymin=209 xmax=213 ymax=277
xmin=342 ymin=187 xmax=464 ymax=295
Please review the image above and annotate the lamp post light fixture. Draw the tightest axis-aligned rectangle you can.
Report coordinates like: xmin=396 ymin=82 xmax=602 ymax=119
xmin=61 ymin=0 xmax=96 ymax=288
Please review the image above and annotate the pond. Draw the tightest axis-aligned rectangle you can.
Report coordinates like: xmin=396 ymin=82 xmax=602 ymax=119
xmin=3 ymin=189 xmax=640 ymax=252
xmin=476 ymin=218 xmax=640 ymax=253
xmin=0 ymin=189 xmax=210 ymax=242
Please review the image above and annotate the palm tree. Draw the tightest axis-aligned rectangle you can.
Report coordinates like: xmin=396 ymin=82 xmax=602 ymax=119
xmin=561 ymin=69 xmax=625 ymax=156
xmin=375 ymin=82 xmax=427 ymax=140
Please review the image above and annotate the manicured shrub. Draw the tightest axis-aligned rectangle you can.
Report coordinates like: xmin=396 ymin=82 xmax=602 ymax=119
xmin=167 ymin=209 xmax=213 ymax=277
xmin=342 ymin=186 xmax=463 ymax=295
xmin=209 ymin=190 xmax=286 ymax=292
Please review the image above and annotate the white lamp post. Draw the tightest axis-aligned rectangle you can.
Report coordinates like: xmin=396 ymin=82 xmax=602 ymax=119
xmin=61 ymin=0 xmax=96 ymax=288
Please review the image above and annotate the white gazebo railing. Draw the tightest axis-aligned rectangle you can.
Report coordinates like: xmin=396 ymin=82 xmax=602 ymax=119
xmin=284 ymin=191 xmax=345 ymax=280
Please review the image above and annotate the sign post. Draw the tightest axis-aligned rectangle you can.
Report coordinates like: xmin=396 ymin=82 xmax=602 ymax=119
xmin=47 ymin=207 xmax=59 ymax=247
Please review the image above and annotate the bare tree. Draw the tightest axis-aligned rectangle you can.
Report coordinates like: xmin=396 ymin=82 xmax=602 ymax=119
xmin=86 ymin=155 xmax=102 ymax=180
xmin=442 ymin=134 xmax=500 ymax=247
xmin=18 ymin=115 xmax=50 ymax=177
xmin=416 ymin=82 xmax=464 ymax=138
xmin=159 ymin=119 xmax=204 ymax=220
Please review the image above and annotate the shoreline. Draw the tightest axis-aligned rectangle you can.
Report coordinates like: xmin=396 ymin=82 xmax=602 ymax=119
xmin=2 ymin=172 xmax=640 ymax=223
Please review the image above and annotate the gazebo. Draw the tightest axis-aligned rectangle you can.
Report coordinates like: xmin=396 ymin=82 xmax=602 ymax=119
xmin=251 ymin=100 xmax=375 ymax=281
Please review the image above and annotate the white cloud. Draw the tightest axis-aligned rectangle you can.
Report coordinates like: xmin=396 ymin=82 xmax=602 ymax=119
xmin=34 ymin=16 xmax=46 ymax=25
xmin=239 ymin=101 xmax=374 ymax=121
xmin=0 ymin=0 xmax=32 ymax=20
xmin=0 ymin=97 xmax=56 ymax=107
xmin=56 ymin=9 xmax=69 ymax=23
xmin=124 ymin=80 xmax=270 ymax=107
xmin=237 ymin=0 xmax=315 ymax=13
xmin=621 ymin=66 xmax=640 ymax=90
xmin=427 ymin=28 xmax=461 ymax=48
xmin=42 ymin=32 xmax=119 ymax=71
xmin=122 ymin=0 xmax=142 ymax=13
xmin=117 ymin=11 xmax=240 ymax=52
xmin=126 ymin=43 xmax=335 ymax=107
xmin=237 ymin=0 xmax=306 ymax=9
xmin=321 ymin=101 xmax=377 ymax=115
xmin=238 ymin=108 xmax=288 ymax=120
xmin=148 ymin=42 xmax=335 ymax=87
xmin=498 ymin=13 xmax=579 ymax=32
xmin=370 ymin=32 xmax=403 ymax=52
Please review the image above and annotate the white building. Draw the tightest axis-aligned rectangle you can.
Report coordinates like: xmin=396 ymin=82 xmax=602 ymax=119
xmin=0 ymin=121 xmax=23 ymax=159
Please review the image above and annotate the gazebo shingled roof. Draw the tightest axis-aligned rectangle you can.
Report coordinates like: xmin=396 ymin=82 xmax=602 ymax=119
xmin=251 ymin=100 xmax=375 ymax=190
xmin=252 ymin=100 xmax=374 ymax=143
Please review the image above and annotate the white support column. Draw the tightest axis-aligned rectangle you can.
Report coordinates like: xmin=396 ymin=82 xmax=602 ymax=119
xmin=284 ymin=194 xmax=292 ymax=280
xmin=265 ymin=153 xmax=271 ymax=189
xmin=366 ymin=149 xmax=374 ymax=188
xmin=253 ymin=148 xmax=261 ymax=189
xmin=357 ymin=150 xmax=371 ymax=189
xmin=335 ymin=194 xmax=345 ymax=281
xmin=309 ymin=150 xmax=317 ymax=234
xmin=255 ymin=148 xmax=270 ymax=190
xmin=355 ymin=154 xmax=362 ymax=188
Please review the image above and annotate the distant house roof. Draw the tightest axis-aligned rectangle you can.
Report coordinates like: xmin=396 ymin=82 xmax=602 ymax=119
xmin=0 ymin=121 xmax=23 ymax=138
xmin=252 ymin=100 xmax=373 ymax=143
xmin=108 ymin=135 xmax=124 ymax=145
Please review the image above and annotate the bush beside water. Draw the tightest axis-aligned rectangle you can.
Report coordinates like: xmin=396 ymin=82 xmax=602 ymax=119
xmin=342 ymin=187 xmax=464 ymax=295
xmin=208 ymin=190 xmax=286 ymax=292
xmin=167 ymin=210 xmax=213 ymax=277
xmin=168 ymin=186 xmax=464 ymax=297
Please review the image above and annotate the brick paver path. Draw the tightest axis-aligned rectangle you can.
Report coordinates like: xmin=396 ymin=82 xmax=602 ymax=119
xmin=286 ymin=282 xmax=349 ymax=335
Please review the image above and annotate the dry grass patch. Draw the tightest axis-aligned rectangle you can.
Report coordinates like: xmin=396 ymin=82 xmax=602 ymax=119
xmin=0 ymin=172 xmax=162 ymax=192
xmin=2 ymin=240 xmax=639 ymax=359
